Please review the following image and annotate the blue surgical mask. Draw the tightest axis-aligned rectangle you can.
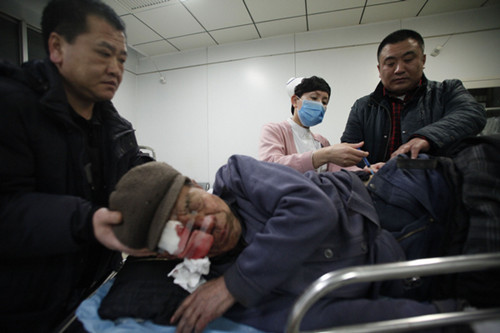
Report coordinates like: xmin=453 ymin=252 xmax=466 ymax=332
xmin=297 ymin=99 xmax=325 ymax=127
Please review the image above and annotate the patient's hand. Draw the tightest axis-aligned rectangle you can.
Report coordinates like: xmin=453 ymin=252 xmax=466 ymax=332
xmin=171 ymin=276 xmax=235 ymax=333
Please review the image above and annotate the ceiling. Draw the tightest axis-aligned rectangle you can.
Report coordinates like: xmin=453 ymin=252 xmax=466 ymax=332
xmin=14 ymin=0 xmax=500 ymax=58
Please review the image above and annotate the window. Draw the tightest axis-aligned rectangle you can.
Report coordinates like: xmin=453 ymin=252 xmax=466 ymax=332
xmin=0 ymin=12 xmax=45 ymax=65
xmin=0 ymin=13 xmax=21 ymax=64
xmin=27 ymin=27 xmax=45 ymax=61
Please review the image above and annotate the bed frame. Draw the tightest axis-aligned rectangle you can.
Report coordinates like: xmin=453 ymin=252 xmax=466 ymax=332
xmin=286 ymin=252 xmax=500 ymax=333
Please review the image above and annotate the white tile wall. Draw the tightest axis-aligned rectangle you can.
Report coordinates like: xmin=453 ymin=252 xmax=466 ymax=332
xmin=113 ymin=5 xmax=500 ymax=185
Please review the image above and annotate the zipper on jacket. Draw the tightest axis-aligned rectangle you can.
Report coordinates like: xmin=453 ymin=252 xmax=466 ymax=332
xmin=396 ymin=217 xmax=436 ymax=243
xmin=381 ymin=102 xmax=392 ymax=160
xmin=369 ymin=98 xmax=392 ymax=161
xmin=396 ymin=225 xmax=428 ymax=242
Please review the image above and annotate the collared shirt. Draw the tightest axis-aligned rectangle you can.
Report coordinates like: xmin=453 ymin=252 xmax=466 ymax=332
xmin=383 ymin=80 xmax=422 ymax=156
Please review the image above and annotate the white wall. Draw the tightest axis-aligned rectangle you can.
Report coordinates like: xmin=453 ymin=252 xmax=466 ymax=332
xmin=115 ymin=5 xmax=500 ymax=185
xmin=112 ymin=70 xmax=137 ymax=123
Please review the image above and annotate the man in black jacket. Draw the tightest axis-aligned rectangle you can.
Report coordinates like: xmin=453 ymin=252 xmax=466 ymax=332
xmin=0 ymin=0 xmax=154 ymax=331
xmin=341 ymin=29 xmax=486 ymax=164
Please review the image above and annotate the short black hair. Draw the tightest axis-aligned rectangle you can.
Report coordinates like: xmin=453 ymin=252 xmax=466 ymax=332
xmin=41 ymin=0 xmax=126 ymax=55
xmin=377 ymin=29 xmax=425 ymax=62
xmin=291 ymin=76 xmax=331 ymax=114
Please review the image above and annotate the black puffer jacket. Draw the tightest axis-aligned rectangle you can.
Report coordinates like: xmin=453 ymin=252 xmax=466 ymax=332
xmin=0 ymin=59 xmax=153 ymax=332
xmin=341 ymin=75 xmax=486 ymax=163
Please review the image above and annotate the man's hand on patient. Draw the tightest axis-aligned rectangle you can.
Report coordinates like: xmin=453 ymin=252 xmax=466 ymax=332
xmin=171 ymin=276 xmax=236 ymax=333
xmin=390 ymin=137 xmax=430 ymax=159
xmin=93 ymin=207 xmax=156 ymax=257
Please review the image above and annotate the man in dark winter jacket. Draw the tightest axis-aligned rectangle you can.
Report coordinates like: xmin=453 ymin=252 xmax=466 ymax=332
xmin=0 ymin=0 xmax=154 ymax=331
xmin=341 ymin=29 xmax=486 ymax=164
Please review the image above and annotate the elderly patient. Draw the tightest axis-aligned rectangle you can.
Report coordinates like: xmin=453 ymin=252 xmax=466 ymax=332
xmin=109 ymin=155 xmax=462 ymax=333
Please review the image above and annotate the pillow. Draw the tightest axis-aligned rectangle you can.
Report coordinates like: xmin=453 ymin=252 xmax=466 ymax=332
xmin=98 ymin=256 xmax=189 ymax=325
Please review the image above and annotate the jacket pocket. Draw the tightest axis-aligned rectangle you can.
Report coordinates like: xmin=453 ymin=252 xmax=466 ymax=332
xmin=393 ymin=215 xmax=445 ymax=260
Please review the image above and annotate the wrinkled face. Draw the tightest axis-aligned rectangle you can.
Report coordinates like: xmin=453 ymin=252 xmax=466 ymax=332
xmin=169 ymin=185 xmax=242 ymax=258
xmin=50 ymin=15 xmax=127 ymax=105
xmin=377 ymin=38 xmax=426 ymax=96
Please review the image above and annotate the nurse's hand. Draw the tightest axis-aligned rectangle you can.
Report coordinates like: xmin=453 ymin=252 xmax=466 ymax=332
xmin=313 ymin=142 xmax=368 ymax=168
xmin=171 ymin=276 xmax=236 ymax=333
xmin=93 ymin=207 xmax=156 ymax=257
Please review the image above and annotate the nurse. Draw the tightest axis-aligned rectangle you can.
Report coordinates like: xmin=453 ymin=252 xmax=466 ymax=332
xmin=258 ymin=76 xmax=373 ymax=173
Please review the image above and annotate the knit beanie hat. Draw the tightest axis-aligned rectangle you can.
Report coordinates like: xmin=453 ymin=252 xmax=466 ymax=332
xmin=109 ymin=162 xmax=188 ymax=251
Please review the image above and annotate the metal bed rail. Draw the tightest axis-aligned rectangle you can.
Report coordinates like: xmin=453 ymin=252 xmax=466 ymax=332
xmin=138 ymin=145 xmax=156 ymax=159
xmin=286 ymin=252 xmax=500 ymax=333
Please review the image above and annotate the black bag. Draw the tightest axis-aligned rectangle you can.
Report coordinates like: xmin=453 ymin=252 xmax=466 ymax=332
xmin=98 ymin=256 xmax=189 ymax=325
xmin=371 ymin=135 xmax=500 ymax=307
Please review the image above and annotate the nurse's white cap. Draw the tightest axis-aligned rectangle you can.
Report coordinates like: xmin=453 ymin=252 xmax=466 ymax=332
xmin=286 ymin=77 xmax=304 ymax=97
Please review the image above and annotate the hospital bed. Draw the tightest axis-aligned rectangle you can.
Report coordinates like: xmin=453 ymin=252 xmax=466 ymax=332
xmin=64 ymin=252 xmax=500 ymax=333
xmin=60 ymin=261 xmax=267 ymax=333
xmin=286 ymin=252 xmax=500 ymax=333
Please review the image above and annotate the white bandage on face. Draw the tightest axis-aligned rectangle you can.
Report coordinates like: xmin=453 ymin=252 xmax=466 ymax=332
xmin=158 ymin=220 xmax=182 ymax=255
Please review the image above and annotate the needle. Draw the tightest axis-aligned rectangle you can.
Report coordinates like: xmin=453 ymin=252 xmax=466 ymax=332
xmin=358 ymin=148 xmax=375 ymax=175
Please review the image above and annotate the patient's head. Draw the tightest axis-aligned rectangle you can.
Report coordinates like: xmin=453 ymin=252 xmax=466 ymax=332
xmin=168 ymin=184 xmax=242 ymax=258
xmin=109 ymin=162 xmax=241 ymax=259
